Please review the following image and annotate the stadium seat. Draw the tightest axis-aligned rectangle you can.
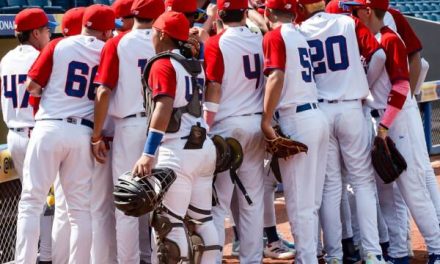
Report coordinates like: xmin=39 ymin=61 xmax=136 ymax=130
xmin=395 ymin=3 xmax=410 ymax=12
xmin=0 ymin=5 xmax=23 ymax=13
xmin=93 ymin=0 xmax=109 ymax=5
xmin=70 ymin=0 xmax=91 ymax=7
xmin=27 ymin=0 xmax=47 ymax=6
xmin=44 ymin=5 xmax=64 ymax=13
xmin=7 ymin=0 xmax=26 ymax=6
xmin=51 ymin=0 xmax=69 ymax=10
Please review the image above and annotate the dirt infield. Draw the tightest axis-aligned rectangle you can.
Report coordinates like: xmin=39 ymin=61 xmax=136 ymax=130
xmin=221 ymin=158 xmax=440 ymax=263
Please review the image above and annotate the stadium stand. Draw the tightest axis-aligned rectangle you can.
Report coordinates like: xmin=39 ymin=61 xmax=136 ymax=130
xmin=391 ymin=0 xmax=440 ymax=22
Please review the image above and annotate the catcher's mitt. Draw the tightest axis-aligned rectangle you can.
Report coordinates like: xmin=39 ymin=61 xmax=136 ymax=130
xmin=266 ymin=126 xmax=308 ymax=159
xmin=371 ymin=136 xmax=407 ymax=184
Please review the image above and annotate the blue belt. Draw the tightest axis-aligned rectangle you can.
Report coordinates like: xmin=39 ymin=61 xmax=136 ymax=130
xmin=124 ymin=112 xmax=146 ymax=119
xmin=297 ymin=103 xmax=318 ymax=113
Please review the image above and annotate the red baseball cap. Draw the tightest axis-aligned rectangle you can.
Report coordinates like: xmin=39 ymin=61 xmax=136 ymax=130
xmin=325 ymin=0 xmax=348 ymax=14
xmin=346 ymin=0 xmax=389 ymax=11
xmin=265 ymin=0 xmax=296 ymax=13
xmin=131 ymin=0 xmax=164 ymax=19
xmin=218 ymin=0 xmax=248 ymax=11
xmin=112 ymin=0 xmax=134 ymax=18
xmin=83 ymin=4 xmax=116 ymax=31
xmin=153 ymin=11 xmax=189 ymax=41
xmin=62 ymin=7 xmax=85 ymax=36
xmin=165 ymin=0 xmax=197 ymax=13
xmin=14 ymin=8 xmax=58 ymax=32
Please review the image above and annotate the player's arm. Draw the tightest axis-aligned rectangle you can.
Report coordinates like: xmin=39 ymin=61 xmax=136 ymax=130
xmin=378 ymin=36 xmax=410 ymax=138
xmin=91 ymin=40 xmax=120 ymax=163
xmin=408 ymin=51 xmax=421 ymax=95
xmin=261 ymin=29 xmax=286 ymax=140
xmin=26 ymin=79 xmax=43 ymax=96
xmin=203 ymin=34 xmax=225 ymax=129
xmin=262 ymin=70 xmax=284 ymax=140
xmin=132 ymin=58 xmax=176 ymax=176
xmin=247 ymin=9 xmax=269 ymax=34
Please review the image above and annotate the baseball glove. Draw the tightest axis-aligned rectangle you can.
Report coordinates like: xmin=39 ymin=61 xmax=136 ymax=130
xmin=265 ymin=126 xmax=308 ymax=159
xmin=371 ymin=136 xmax=407 ymax=184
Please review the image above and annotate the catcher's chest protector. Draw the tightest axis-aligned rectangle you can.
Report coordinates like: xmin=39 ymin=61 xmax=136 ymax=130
xmin=142 ymin=52 xmax=204 ymax=133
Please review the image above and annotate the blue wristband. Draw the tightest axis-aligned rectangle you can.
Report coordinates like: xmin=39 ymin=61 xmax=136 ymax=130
xmin=143 ymin=130 xmax=164 ymax=156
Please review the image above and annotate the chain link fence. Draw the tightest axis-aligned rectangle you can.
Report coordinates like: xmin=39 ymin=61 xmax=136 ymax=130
xmin=0 ymin=179 xmax=21 ymax=263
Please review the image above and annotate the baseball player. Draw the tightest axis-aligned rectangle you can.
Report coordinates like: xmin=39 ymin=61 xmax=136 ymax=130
xmin=351 ymin=1 xmax=440 ymax=263
xmin=203 ymin=0 xmax=265 ymax=262
xmin=112 ymin=0 xmax=134 ymax=33
xmin=0 ymin=8 xmax=56 ymax=264
xmin=92 ymin=0 xmax=164 ymax=263
xmin=262 ymin=0 xmax=329 ymax=262
xmin=296 ymin=0 xmax=388 ymax=263
xmin=132 ymin=11 xmax=220 ymax=263
xmin=15 ymin=5 xmax=115 ymax=264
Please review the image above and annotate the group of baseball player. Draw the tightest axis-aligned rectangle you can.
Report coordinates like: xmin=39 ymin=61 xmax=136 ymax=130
xmin=1 ymin=0 xmax=440 ymax=263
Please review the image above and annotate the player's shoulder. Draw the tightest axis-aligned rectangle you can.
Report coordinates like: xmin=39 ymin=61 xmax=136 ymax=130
xmin=205 ymin=30 xmax=226 ymax=49
xmin=264 ymin=26 xmax=282 ymax=41
xmin=380 ymin=26 xmax=401 ymax=43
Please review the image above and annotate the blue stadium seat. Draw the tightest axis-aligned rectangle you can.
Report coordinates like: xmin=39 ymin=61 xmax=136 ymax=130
xmin=93 ymin=0 xmax=109 ymax=5
xmin=51 ymin=0 xmax=69 ymax=10
xmin=44 ymin=5 xmax=64 ymax=13
xmin=28 ymin=0 xmax=48 ymax=6
xmin=408 ymin=3 xmax=421 ymax=12
xmin=0 ymin=5 xmax=24 ymax=13
xmin=7 ymin=0 xmax=26 ymax=6
xmin=395 ymin=3 xmax=410 ymax=12
xmin=71 ymin=0 xmax=91 ymax=7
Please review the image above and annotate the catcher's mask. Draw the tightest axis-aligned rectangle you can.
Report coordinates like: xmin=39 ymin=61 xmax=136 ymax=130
xmin=212 ymin=135 xmax=232 ymax=173
xmin=225 ymin=137 xmax=243 ymax=171
xmin=113 ymin=168 xmax=177 ymax=217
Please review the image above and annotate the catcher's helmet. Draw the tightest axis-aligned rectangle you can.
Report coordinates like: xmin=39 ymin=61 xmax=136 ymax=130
xmin=113 ymin=168 xmax=176 ymax=217
xmin=212 ymin=135 xmax=232 ymax=173
xmin=226 ymin=137 xmax=243 ymax=171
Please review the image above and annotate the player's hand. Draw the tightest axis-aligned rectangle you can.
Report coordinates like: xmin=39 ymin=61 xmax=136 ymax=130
xmin=91 ymin=137 xmax=108 ymax=164
xmin=132 ymin=155 xmax=155 ymax=177
xmin=261 ymin=121 xmax=277 ymax=140
xmin=206 ymin=3 xmax=217 ymax=18
xmin=377 ymin=126 xmax=388 ymax=140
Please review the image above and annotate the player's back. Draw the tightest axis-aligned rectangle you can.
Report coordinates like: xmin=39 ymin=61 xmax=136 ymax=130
xmin=32 ymin=35 xmax=105 ymax=121
xmin=299 ymin=12 xmax=370 ymax=100
xmin=105 ymin=29 xmax=155 ymax=118
xmin=205 ymin=26 xmax=264 ymax=122
xmin=0 ymin=45 xmax=39 ymax=128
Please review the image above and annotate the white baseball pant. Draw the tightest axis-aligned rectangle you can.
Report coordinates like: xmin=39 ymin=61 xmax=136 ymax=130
xmin=211 ymin=115 xmax=265 ymax=264
xmin=151 ymin=137 xmax=218 ymax=264
xmin=112 ymin=116 xmax=150 ymax=264
xmin=16 ymin=120 xmax=93 ymax=264
xmin=319 ymin=100 xmax=381 ymax=262
xmin=372 ymin=104 xmax=440 ymax=257
xmin=263 ymin=166 xmax=278 ymax=228
xmin=277 ymin=106 xmax=329 ymax=264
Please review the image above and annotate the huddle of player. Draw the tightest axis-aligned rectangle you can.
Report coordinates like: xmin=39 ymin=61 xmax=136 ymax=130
xmin=1 ymin=0 xmax=440 ymax=263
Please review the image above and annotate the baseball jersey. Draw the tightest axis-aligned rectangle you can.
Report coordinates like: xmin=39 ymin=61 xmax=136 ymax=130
xmin=387 ymin=8 xmax=423 ymax=56
xmin=367 ymin=26 xmax=411 ymax=110
xmin=263 ymin=23 xmax=318 ymax=109
xmin=298 ymin=12 xmax=380 ymax=100
xmin=204 ymin=26 xmax=264 ymax=123
xmin=94 ymin=29 xmax=155 ymax=119
xmin=0 ymin=45 xmax=39 ymax=128
xmin=28 ymin=35 xmax=105 ymax=121
xmin=148 ymin=50 xmax=206 ymax=141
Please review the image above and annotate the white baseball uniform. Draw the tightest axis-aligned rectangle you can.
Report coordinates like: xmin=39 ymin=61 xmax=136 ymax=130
xmin=15 ymin=35 xmax=104 ymax=264
xmin=263 ymin=23 xmax=329 ymax=264
xmin=94 ymin=28 xmax=154 ymax=264
xmin=204 ymin=25 xmax=265 ymax=264
xmin=0 ymin=44 xmax=55 ymax=263
xmin=52 ymin=118 xmax=117 ymax=264
xmin=299 ymin=12 xmax=383 ymax=262
xmin=368 ymin=26 xmax=440 ymax=258
xmin=147 ymin=50 xmax=218 ymax=263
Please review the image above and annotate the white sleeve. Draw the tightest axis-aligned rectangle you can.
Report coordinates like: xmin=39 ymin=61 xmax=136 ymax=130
xmin=366 ymin=48 xmax=386 ymax=87
xmin=415 ymin=58 xmax=429 ymax=95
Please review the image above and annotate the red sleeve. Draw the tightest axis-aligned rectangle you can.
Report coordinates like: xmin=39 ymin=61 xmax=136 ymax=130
xmin=29 ymin=95 xmax=40 ymax=116
xmin=381 ymin=29 xmax=410 ymax=84
xmin=148 ymin=58 xmax=177 ymax=99
xmin=203 ymin=31 xmax=225 ymax=83
xmin=28 ymin=37 xmax=63 ymax=87
xmin=263 ymin=27 xmax=286 ymax=75
xmin=94 ymin=33 xmax=124 ymax=89
xmin=354 ymin=17 xmax=380 ymax=62
xmin=388 ymin=8 xmax=422 ymax=55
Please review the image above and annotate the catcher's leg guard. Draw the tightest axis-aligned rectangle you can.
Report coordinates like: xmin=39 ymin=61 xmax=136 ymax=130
xmin=151 ymin=209 xmax=190 ymax=264
xmin=186 ymin=205 xmax=222 ymax=264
